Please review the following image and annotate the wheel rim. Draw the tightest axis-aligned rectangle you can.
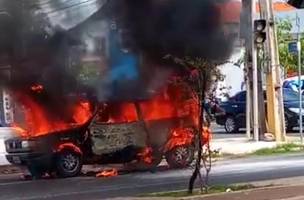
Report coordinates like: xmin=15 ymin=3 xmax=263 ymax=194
xmin=61 ymin=153 xmax=79 ymax=173
xmin=172 ymin=146 xmax=191 ymax=165
xmin=225 ymin=118 xmax=235 ymax=132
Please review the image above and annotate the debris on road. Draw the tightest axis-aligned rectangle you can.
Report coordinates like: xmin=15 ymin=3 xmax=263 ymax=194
xmin=96 ymin=168 xmax=118 ymax=178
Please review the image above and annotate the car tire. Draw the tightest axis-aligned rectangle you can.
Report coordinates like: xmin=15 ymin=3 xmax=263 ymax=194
xmin=55 ymin=150 xmax=83 ymax=178
xmin=165 ymin=145 xmax=194 ymax=169
xmin=224 ymin=116 xmax=239 ymax=133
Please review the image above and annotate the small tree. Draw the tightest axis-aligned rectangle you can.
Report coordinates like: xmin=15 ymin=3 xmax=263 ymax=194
xmin=277 ymin=18 xmax=304 ymax=72
xmin=168 ymin=56 xmax=223 ymax=193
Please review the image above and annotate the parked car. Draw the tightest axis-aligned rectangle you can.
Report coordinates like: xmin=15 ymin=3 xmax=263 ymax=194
xmin=215 ymin=88 xmax=304 ymax=133
xmin=283 ymin=75 xmax=304 ymax=93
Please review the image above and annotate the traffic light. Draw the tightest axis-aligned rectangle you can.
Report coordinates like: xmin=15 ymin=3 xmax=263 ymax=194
xmin=287 ymin=0 xmax=304 ymax=8
xmin=254 ymin=19 xmax=267 ymax=44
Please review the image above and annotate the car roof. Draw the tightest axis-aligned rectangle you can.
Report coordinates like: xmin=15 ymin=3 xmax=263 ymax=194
xmin=284 ymin=75 xmax=304 ymax=82
xmin=234 ymin=88 xmax=296 ymax=95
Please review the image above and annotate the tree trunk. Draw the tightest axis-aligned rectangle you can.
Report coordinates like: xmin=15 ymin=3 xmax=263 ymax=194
xmin=188 ymin=71 xmax=206 ymax=194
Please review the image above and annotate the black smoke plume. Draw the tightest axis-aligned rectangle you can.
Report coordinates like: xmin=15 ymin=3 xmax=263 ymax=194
xmin=112 ymin=0 xmax=233 ymax=62
xmin=0 ymin=0 xmax=234 ymax=125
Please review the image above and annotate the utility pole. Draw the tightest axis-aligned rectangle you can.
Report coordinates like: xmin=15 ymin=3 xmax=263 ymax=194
xmin=296 ymin=14 xmax=303 ymax=143
xmin=260 ymin=0 xmax=285 ymax=142
xmin=251 ymin=0 xmax=259 ymax=141
xmin=245 ymin=53 xmax=252 ymax=139
xmin=240 ymin=0 xmax=253 ymax=140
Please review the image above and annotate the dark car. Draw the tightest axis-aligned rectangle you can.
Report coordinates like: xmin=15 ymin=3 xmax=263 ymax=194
xmin=215 ymin=89 xmax=304 ymax=133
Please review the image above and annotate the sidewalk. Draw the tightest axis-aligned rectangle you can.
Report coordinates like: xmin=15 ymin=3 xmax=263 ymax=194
xmin=210 ymin=136 xmax=277 ymax=155
xmin=210 ymin=133 xmax=302 ymax=155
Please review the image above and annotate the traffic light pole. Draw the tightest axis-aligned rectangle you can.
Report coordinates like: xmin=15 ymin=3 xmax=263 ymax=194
xmin=260 ymin=0 xmax=285 ymax=142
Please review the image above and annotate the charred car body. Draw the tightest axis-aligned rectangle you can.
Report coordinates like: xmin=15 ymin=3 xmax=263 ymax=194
xmin=2 ymin=1 xmax=212 ymax=178
xmin=5 ymin=86 xmax=198 ymax=178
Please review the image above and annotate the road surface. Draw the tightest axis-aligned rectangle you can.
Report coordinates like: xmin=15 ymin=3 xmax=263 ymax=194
xmin=1 ymin=153 xmax=304 ymax=200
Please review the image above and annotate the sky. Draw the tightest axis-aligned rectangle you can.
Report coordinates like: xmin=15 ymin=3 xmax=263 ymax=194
xmin=275 ymin=9 xmax=304 ymax=33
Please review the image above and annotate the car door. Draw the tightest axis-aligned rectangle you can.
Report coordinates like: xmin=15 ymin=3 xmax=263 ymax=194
xmin=89 ymin=103 xmax=147 ymax=156
xmin=233 ymin=91 xmax=247 ymax=128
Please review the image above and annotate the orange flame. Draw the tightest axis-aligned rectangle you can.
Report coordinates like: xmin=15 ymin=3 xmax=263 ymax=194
xmin=164 ymin=128 xmax=194 ymax=152
xmin=22 ymin=96 xmax=68 ymax=136
xmin=106 ymin=103 xmax=138 ymax=123
xmin=164 ymin=127 xmax=212 ymax=152
xmin=202 ymin=127 xmax=212 ymax=145
xmin=11 ymin=124 xmax=28 ymax=137
xmin=137 ymin=147 xmax=153 ymax=164
xmin=96 ymin=168 xmax=118 ymax=178
xmin=104 ymin=84 xmax=198 ymax=124
xmin=56 ymin=143 xmax=83 ymax=155
xmin=14 ymin=81 xmax=199 ymax=141
xmin=72 ymin=101 xmax=92 ymax=124
xmin=13 ymin=94 xmax=92 ymax=137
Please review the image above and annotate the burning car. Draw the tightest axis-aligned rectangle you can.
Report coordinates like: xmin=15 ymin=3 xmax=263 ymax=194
xmin=5 ymin=84 xmax=199 ymax=178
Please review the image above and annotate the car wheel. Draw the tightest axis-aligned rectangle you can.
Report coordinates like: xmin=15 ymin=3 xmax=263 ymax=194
xmin=224 ymin=116 xmax=239 ymax=133
xmin=55 ymin=150 xmax=82 ymax=178
xmin=165 ymin=145 xmax=194 ymax=169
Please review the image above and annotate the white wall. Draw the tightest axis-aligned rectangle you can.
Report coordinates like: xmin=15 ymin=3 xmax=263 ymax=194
xmin=216 ymin=48 xmax=245 ymax=101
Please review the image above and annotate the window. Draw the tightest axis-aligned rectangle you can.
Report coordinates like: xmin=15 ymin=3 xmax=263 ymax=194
xmin=96 ymin=103 xmax=138 ymax=123
xmin=235 ymin=91 xmax=246 ymax=102
xmin=283 ymin=89 xmax=300 ymax=101
xmin=284 ymin=80 xmax=304 ymax=91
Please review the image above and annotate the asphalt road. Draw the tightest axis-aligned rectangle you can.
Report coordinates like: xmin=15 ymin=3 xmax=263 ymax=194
xmin=1 ymin=153 xmax=304 ymax=200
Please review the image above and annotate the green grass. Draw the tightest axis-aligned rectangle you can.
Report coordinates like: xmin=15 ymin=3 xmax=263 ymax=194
xmin=252 ymin=143 xmax=304 ymax=156
xmin=141 ymin=184 xmax=256 ymax=197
